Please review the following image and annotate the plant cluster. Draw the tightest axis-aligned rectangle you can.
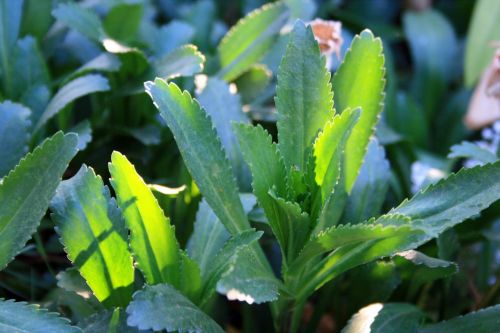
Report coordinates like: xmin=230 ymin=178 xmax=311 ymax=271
xmin=0 ymin=0 xmax=499 ymax=332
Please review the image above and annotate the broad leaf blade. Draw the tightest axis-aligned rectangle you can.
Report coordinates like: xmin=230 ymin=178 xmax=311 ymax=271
xmin=197 ymin=78 xmax=250 ymax=189
xmin=276 ymin=20 xmax=334 ymax=174
xmin=217 ymin=248 xmax=280 ymax=304
xmin=0 ymin=298 xmax=82 ymax=333
xmin=388 ymin=161 xmax=500 ymax=237
xmin=0 ymin=132 xmax=78 ymax=269
xmin=0 ymin=101 xmax=31 ymax=177
xmin=217 ymin=2 xmax=289 ymax=81
xmin=109 ymin=151 xmax=181 ymax=287
xmin=35 ymin=74 xmax=110 ymax=132
xmin=332 ymin=29 xmax=385 ymax=191
xmin=154 ymin=45 xmax=205 ymax=79
xmin=342 ymin=139 xmax=391 ymax=224
xmin=144 ymin=79 xmax=248 ymax=234
xmin=126 ymin=284 xmax=224 ymax=333
xmin=50 ymin=165 xmax=134 ymax=308
xmin=187 ymin=199 xmax=230 ymax=277
xmin=79 ymin=309 xmax=146 ymax=333
xmin=52 ymin=3 xmax=104 ymax=42
xmin=201 ymin=230 xmax=263 ymax=303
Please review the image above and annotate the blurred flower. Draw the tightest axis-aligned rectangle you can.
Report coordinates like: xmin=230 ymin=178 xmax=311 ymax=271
xmin=465 ymin=47 xmax=500 ymax=129
xmin=308 ymin=19 xmax=343 ymax=70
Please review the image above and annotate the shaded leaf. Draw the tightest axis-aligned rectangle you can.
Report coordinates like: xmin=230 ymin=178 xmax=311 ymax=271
xmin=52 ymin=3 xmax=104 ymax=42
xmin=50 ymin=165 xmax=134 ymax=308
xmin=418 ymin=305 xmax=500 ymax=333
xmin=154 ymin=45 xmax=205 ymax=79
xmin=342 ymin=139 xmax=391 ymax=224
xmin=0 ymin=132 xmax=78 ymax=269
xmin=0 ymin=101 xmax=31 ymax=177
xmin=217 ymin=2 xmax=289 ymax=81
xmin=197 ymin=77 xmax=250 ymax=189
xmin=35 ymin=74 xmax=110 ymax=132
xmin=0 ymin=298 xmax=82 ymax=333
xmin=126 ymin=284 xmax=224 ymax=333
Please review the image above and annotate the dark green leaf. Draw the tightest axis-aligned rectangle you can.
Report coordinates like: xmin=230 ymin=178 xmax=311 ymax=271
xmin=35 ymin=74 xmax=110 ymax=132
xmin=418 ymin=305 xmax=500 ymax=333
xmin=0 ymin=132 xmax=78 ymax=269
xmin=126 ymin=284 xmax=224 ymax=333
xmin=103 ymin=3 xmax=143 ymax=42
xmin=145 ymin=79 xmax=248 ymax=234
xmin=276 ymin=20 xmax=334 ymax=174
xmin=0 ymin=101 xmax=31 ymax=177
xmin=0 ymin=298 xmax=82 ymax=333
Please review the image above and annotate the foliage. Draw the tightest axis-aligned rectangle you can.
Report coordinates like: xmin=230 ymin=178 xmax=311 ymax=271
xmin=0 ymin=0 xmax=499 ymax=332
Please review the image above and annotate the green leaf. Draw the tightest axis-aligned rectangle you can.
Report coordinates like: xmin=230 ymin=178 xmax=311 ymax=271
xmin=388 ymin=161 xmax=500 ymax=237
xmin=311 ymin=108 xmax=360 ymax=233
xmin=0 ymin=101 xmax=31 ymax=177
xmin=342 ymin=303 xmax=425 ymax=333
xmin=289 ymin=221 xmax=423 ymax=280
xmin=0 ymin=0 xmax=23 ymax=97
xmin=217 ymin=1 xmax=289 ymax=81
xmin=314 ymin=109 xmax=360 ymax=198
xmin=448 ymin=141 xmax=497 ymax=164
xmin=403 ymin=10 xmax=458 ymax=118
xmin=234 ymin=64 xmax=272 ymax=104
xmin=276 ymin=20 xmax=334 ymax=174
xmin=103 ymin=3 xmax=143 ymax=42
xmin=79 ymin=309 xmax=146 ymax=333
xmin=0 ymin=132 xmax=78 ymax=269
xmin=465 ymin=0 xmax=500 ymax=86
xmin=178 ymin=251 xmax=203 ymax=303
xmin=394 ymin=250 xmax=457 ymax=298
xmin=0 ymin=298 xmax=82 ymax=333
xmin=292 ymin=217 xmax=427 ymax=298
xmin=332 ymin=29 xmax=385 ymax=191
xmin=12 ymin=36 xmax=50 ymax=101
xmin=70 ymin=53 xmax=121 ymax=81
xmin=20 ymin=0 xmax=52 ymax=41
xmin=197 ymin=77 xmax=250 ymax=189
xmin=69 ymin=120 xmax=92 ymax=151
xmin=342 ymin=139 xmax=391 ymax=224
xmin=154 ymin=45 xmax=205 ymax=79
xmin=34 ymin=74 xmax=110 ymax=132
xmin=52 ymin=3 xmax=104 ymax=42
xmin=200 ymin=230 xmax=265 ymax=305
xmin=187 ymin=199 xmax=230 ymax=277
xmin=418 ymin=305 xmax=500 ymax=333
xmin=144 ymin=79 xmax=248 ymax=235
xmin=126 ymin=284 xmax=224 ymax=333
xmin=109 ymin=151 xmax=181 ymax=287
xmin=267 ymin=191 xmax=311 ymax=263
xmin=50 ymin=165 xmax=134 ymax=308
xmin=216 ymin=248 xmax=280 ymax=304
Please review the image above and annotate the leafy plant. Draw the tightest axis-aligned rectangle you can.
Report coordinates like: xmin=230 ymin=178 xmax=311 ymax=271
xmin=145 ymin=19 xmax=500 ymax=332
